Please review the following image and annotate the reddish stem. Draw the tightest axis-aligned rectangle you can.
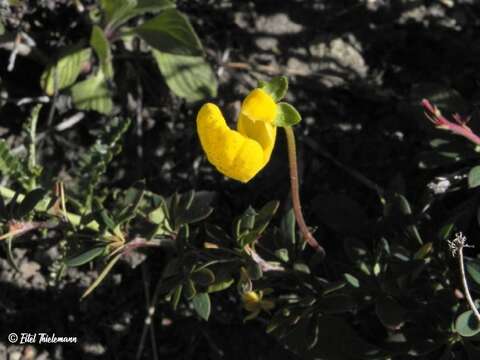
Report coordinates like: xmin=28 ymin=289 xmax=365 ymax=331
xmin=422 ymin=99 xmax=480 ymax=145
xmin=284 ymin=126 xmax=325 ymax=258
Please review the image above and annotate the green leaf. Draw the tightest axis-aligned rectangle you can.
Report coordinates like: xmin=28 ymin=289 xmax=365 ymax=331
xmin=275 ymin=248 xmax=289 ymax=262
xmin=317 ymin=294 xmax=355 ymax=314
xmin=170 ymin=283 xmax=183 ymax=310
xmin=66 ymin=247 xmax=107 ymax=267
xmin=375 ymin=296 xmax=406 ymax=330
xmin=236 ymin=201 xmax=278 ymax=247
xmin=306 ymin=315 xmax=320 ymax=350
xmin=0 ymin=139 xmax=29 ymax=189
xmin=134 ymin=0 xmax=175 ymax=14
xmin=191 ymin=268 xmax=215 ymax=287
xmin=236 ymin=207 xmax=256 ymax=238
xmin=90 ymin=26 xmax=113 ymax=80
xmin=469 ymin=166 xmax=480 ymax=188
xmin=246 ymin=260 xmax=263 ymax=280
xmin=134 ymin=9 xmax=203 ymax=56
xmin=293 ymin=262 xmax=310 ymax=274
xmin=100 ymin=0 xmax=136 ymax=25
xmin=41 ymin=47 xmax=91 ymax=96
xmin=173 ymin=191 xmax=215 ymax=227
xmin=93 ymin=199 xmax=117 ymax=233
xmin=115 ymin=182 xmax=145 ymax=225
xmin=16 ymin=188 xmax=47 ymax=218
xmin=259 ymin=76 xmax=288 ymax=102
xmin=183 ymin=279 xmax=197 ymax=300
xmin=152 ymin=50 xmax=217 ymax=102
xmin=280 ymin=209 xmax=296 ymax=247
xmin=101 ymin=0 xmax=175 ymax=29
xmin=207 ymin=278 xmax=234 ymax=293
xmin=414 ymin=242 xmax=433 ymax=260
xmin=466 ymin=258 xmax=480 ymax=287
xmin=344 ymin=273 xmax=360 ymax=288
xmin=71 ymin=70 xmax=113 ymax=114
xmin=205 ymin=224 xmax=233 ymax=245
xmin=343 ymin=238 xmax=368 ymax=263
xmin=81 ymin=252 xmax=122 ymax=299
xmin=455 ymin=310 xmax=480 ymax=337
xmin=255 ymin=201 xmax=279 ymax=232
xmin=274 ymin=102 xmax=301 ymax=127
xmin=192 ymin=293 xmax=211 ymax=321
xmin=76 ymin=118 xmax=131 ymax=208
xmin=384 ymin=193 xmax=423 ymax=245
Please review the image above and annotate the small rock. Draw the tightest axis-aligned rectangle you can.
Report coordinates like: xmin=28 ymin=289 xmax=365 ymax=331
xmin=255 ymin=13 xmax=303 ymax=35
xmin=8 ymin=351 xmax=21 ymax=360
xmin=82 ymin=342 xmax=106 ymax=356
xmin=255 ymin=37 xmax=279 ymax=52
xmin=309 ymin=34 xmax=368 ymax=87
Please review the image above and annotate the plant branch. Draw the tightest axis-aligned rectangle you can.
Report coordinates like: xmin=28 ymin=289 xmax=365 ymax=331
xmin=284 ymin=126 xmax=325 ymax=258
xmin=0 ymin=185 xmax=99 ymax=232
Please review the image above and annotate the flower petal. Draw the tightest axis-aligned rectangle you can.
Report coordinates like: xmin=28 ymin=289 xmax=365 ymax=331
xmin=240 ymin=88 xmax=277 ymax=124
xmin=237 ymin=113 xmax=276 ymax=164
xmin=197 ymin=103 xmax=266 ymax=183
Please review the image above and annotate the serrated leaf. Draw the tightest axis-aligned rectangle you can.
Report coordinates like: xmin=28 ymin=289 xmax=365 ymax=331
xmin=152 ymin=50 xmax=217 ymax=102
xmin=455 ymin=310 xmax=480 ymax=337
xmin=135 ymin=9 xmax=203 ymax=56
xmin=274 ymin=102 xmax=301 ymax=127
xmin=66 ymin=246 xmax=107 ymax=267
xmin=192 ymin=293 xmax=211 ymax=321
xmin=90 ymin=26 xmax=113 ymax=80
xmin=71 ymin=70 xmax=113 ymax=114
xmin=41 ymin=47 xmax=91 ymax=96
xmin=259 ymin=76 xmax=288 ymax=102
xmin=469 ymin=166 xmax=480 ymax=188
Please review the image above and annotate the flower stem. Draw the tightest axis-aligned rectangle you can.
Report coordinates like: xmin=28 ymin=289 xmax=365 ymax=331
xmin=458 ymin=242 xmax=480 ymax=322
xmin=284 ymin=126 xmax=325 ymax=258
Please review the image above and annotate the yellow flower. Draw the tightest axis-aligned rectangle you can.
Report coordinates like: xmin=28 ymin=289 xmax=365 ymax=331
xmin=196 ymin=88 xmax=277 ymax=183
xmin=242 ymin=290 xmax=275 ymax=321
